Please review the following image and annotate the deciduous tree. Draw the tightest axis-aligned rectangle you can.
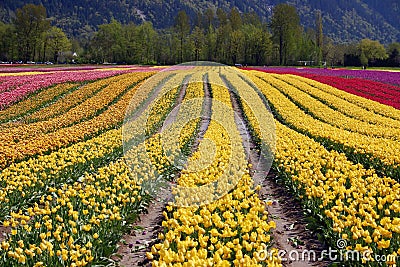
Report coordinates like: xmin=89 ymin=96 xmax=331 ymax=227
xmin=358 ymin=38 xmax=388 ymax=67
xmin=270 ymin=3 xmax=302 ymax=65
xmin=13 ymin=4 xmax=50 ymax=62
xmin=387 ymin=42 xmax=400 ymax=66
xmin=175 ymin=10 xmax=190 ymax=63
xmin=44 ymin=26 xmax=71 ymax=63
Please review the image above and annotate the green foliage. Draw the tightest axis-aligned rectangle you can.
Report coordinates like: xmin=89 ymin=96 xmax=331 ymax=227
xmin=82 ymin=7 xmax=274 ymax=65
xmin=0 ymin=2 xmax=398 ymax=67
xmin=0 ymin=4 xmax=74 ymax=63
xmin=175 ymin=10 xmax=190 ymax=63
xmin=44 ymin=26 xmax=72 ymax=63
xmin=0 ymin=22 xmax=16 ymax=61
xmin=270 ymin=4 xmax=302 ymax=65
xmin=387 ymin=42 xmax=400 ymax=66
xmin=358 ymin=38 xmax=388 ymax=65
xmin=1 ymin=0 xmax=399 ymax=45
xmin=14 ymin=4 xmax=50 ymax=62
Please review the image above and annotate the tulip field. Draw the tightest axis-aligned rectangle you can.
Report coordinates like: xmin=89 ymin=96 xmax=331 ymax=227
xmin=0 ymin=64 xmax=399 ymax=266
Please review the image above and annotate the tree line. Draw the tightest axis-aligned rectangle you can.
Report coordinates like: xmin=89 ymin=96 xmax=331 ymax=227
xmin=0 ymin=3 xmax=399 ymax=67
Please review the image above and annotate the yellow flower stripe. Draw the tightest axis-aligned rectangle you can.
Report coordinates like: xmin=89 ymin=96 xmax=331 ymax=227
xmin=0 ymin=71 xmax=54 ymax=77
xmin=0 ymin=73 xmax=153 ymax=169
xmin=122 ymin=71 xmax=191 ymax=137
xmin=176 ymin=75 xmax=205 ymax=154
xmin=231 ymin=70 xmax=399 ymax=264
xmin=4 ymin=73 xmax=132 ymax=127
xmin=0 ymin=83 xmax=78 ymax=123
xmin=0 ymin=159 xmax=145 ymax=266
xmin=264 ymin=74 xmax=400 ymax=140
xmin=292 ymin=74 xmax=400 ymax=121
xmin=276 ymin=74 xmax=400 ymax=129
xmin=274 ymin=121 xmax=400 ymax=261
xmin=0 ymin=72 xmax=152 ymax=145
xmin=246 ymin=71 xmax=400 ymax=167
xmin=144 ymin=72 xmax=205 ymax=178
xmin=146 ymin=85 xmax=181 ymax=135
xmin=150 ymin=69 xmax=281 ymax=266
xmin=0 ymin=69 xmax=210 ymax=266
xmin=0 ymin=128 xmax=122 ymax=211
xmin=223 ymin=67 xmax=275 ymax=151
xmin=0 ymin=72 xmax=180 ymax=207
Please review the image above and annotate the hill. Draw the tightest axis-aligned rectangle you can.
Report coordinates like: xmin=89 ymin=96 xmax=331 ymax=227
xmin=0 ymin=0 xmax=399 ymax=44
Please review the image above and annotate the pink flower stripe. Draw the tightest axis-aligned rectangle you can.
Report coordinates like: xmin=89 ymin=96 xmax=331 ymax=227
xmin=0 ymin=65 xmax=134 ymax=73
xmin=0 ymin=69 xmax=140 ymax=110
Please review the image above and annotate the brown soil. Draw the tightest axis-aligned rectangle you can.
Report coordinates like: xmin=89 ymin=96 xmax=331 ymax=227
xmin=112 ymin=190 xmax=170 ymax=267
xmin=228 ymin=88 xmax=330 ymax=267
xmin=114 ymin=76 xmax=212 ymax=267
xmin=0 ymin=226 xmax=10 ymax=242
xmin=115 ymin=74 xmax=331 ymax=267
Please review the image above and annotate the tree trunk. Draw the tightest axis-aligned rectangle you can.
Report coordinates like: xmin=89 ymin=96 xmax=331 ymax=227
xmin=279 ymin=34 xmax=283 ymax=65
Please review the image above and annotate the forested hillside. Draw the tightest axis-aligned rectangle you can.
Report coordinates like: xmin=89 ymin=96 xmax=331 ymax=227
xmin=0 ymin=0 xmax=399 ymax=44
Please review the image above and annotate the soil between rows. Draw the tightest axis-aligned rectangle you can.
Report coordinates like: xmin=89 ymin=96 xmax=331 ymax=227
xmin=115 ymin=76 xmax=331 ymax=267
xmin=227 ymin=87 xmax=330 ymax=267
xmin=114 ymin=76 xmax=211 ymax=266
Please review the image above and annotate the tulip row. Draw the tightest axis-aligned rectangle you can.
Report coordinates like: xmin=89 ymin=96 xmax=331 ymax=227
xmin=0 ymin=72 xmax=152 ymax=145
xmin=230 ymin=70 xmax=399 ymax=266
xmin=144 ymin=71 xmax=206 ymax=178
xmin=22 ymin=75 xmax=121 ymax=123
xmin=246 ymin=71 xmax=400 ymax=179
xmin=0 ymin=69 xmax=139 ymax=109
xmin=0 ymin=65 xmax=134 ymax=74
xmin=306 ymin=75 xmax=400 ymax=110
xmin=0 ymin=65 xmax=138 ymax=74
xmin=220 ymin=67 xmax=275 ymax=155
xmin=296 ymin=74 xmax=400 ymax=110
xmin=264 ymin=74 xmax=400 ymax=140
xmin=0 ymin=128 xmax=124 ymax=219
xmin=122 ymin=70 xmax=192 ymax=152
xmin=273 ymin=74 xmax=400 ymax=129
xmin=0 ymin=70 xmax=201 ymax=266
xmin=139 ymin=73 xmax=204 ymax=179
xmin=274 ymin=123 xmax=399 ymax=265
xmin=0 ymin=83 xmax=78 ymax=123
xmin=150 ymin=69 xmax=281 ymax=266
xmin=245 ymin=67 xmax=400 ymax=87
xmin=291 ymin=74 xmax=400 ymax=121
xmin=0 ymin=159 xmax=149 ymax=267
xmin=300 ymin=74 xmax=400 ymax=103
xmin=0 ymin=71 xmax=185 ymax=213
xmin=0 ymin=73 xmax=154 ymax=170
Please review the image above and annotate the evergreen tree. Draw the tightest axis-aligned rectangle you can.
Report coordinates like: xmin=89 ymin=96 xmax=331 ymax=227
xmin=315 ymin=10 xmax=323 ymax=64
xmin=229 ymin=8 xmax=242 ymax=31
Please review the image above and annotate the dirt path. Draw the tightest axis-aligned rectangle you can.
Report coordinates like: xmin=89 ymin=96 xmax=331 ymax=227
xmin=0 ymin=226 xmax=10 ymax=243
xmin=192 ymin=75 xmax=212 ymax=151
xmin=114 ymin=76 xmax=212 ymax=267
xmin=227 ymin=87 xmax=330 ymax=267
